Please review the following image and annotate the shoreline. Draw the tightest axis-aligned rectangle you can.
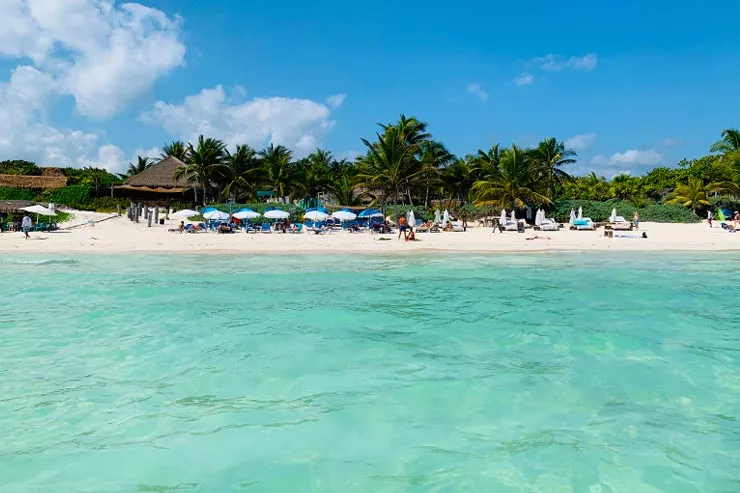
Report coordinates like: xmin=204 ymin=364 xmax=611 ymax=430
xmin=1 ymin=212 xmax=737 ymax=254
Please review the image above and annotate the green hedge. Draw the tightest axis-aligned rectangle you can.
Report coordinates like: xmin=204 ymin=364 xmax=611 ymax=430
xmin=551 ymin=199 xmax=699 ymax=223
xmin=47 ymin=185 xmax=92 ymax=208
xmin=0 ymin=187 xmax=35 ymax=200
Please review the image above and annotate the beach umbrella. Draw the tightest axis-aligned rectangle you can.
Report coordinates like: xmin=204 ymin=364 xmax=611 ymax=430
xmin=172 ymin=209 xmax=199 ymax=218
xmin=306 ymin=207 xmax=328 ymax=214
xmin=407 ymin=209 xmax=416 ymax=228
xmin=569 ymin=209 xmax=576 ymax=226
xmin=331 ymin=210 xmax=357 ymax=221
xmin=500 ymin=209 xmax=506 ymax=225
xmin=577 ymin=206 xmax=583 ymax=219
xmin=434 ymin=209 xmax=441 ymax=225
xmin=535 ymin=209 xmax=543 ymax=226
xmin=442 ymin=209 xmax=450 ymax=225
xmin=233 ymin=208 xmax=260 ymax=219
xmin=202 ymin=210 xmax=229 ymax=221
xmin=358 ymin=209 xmax=383 ymax=218
xmin=304 ymin=210 xmax=329 ymax=221
xmin=610 ymin=208 xmax=617 ymax=223
xmin=20 ymin=205 xmax=55 ymax=216
xmin=200 ymin=206 xmax=218 ymax=214
xmin=511 ymin=209 xmax=516 ymax=221
xmin=264 ymin=209 xmax=290 ymax=219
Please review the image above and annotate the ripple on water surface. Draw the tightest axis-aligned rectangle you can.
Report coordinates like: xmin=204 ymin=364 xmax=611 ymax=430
xmin=1 ymin=252 xmax=739 ymax=492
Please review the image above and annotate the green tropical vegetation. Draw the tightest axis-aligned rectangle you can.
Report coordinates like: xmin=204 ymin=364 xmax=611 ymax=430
xmin=1 ymin=118 xmax=740 ymax=222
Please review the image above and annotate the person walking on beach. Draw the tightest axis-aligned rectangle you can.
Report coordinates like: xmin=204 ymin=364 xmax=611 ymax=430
xmin=734 ymin=211 xmax=740 ymax=228
xmin=632 ymin=211 xmax=640 ymax=231
xmin=461 ymin=211 xmax=468 ymax=232
xmin=21 ymin=214 xmax=32 ymax=239
xmin=398 ymin=215 xmax=409 ymax=241
xmin=707 ymin=210 xmax=713 ymax=228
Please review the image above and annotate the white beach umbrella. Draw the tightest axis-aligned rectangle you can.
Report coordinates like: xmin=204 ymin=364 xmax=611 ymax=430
xmin=535 ymin=209 xmax=543 ymax=226
xmin=500 ymin=209 xmax=506 ymax=225
xmin=434 ymin=209 xmax=441 ymax=225
xmin=331 ymin=210 xmax=357 ymax=221
xmin=407 ymin=209 xmax=416 ymax=228
xmin=304 ymin=210 xmax=329 ymax=221
xmin=569 ymin=209 xmax=576 ymax=226
xmin=511 ymin=209 xmax=516 ymax=221
xmin=577 ymin=206 xmax=583 ymax=219
xmin=20 ymin=205 xmax=55 ymax=216
xmin=233 ymin=210 xmax=260 ymax=220
xmin=202 ymin=210 xmax=229 ymax=221
xmin=610 ymin=208 xmax=617 ymax=223
xmin=264 ymin=209 xmax=290 ymax=219
xmin=172 ymin=209 xmax=199 ymax=218
xmin=443 ymin=209 xmax=450 ymax=225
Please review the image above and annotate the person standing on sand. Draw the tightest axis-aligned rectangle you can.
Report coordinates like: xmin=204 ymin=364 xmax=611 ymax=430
xmin=461 ymin=211 xmax=468 ymax=232
xmin=398 ymin=215 xmax=408 ymax=241
xmin=632 ymin=212 xmax=640 ymax=231
xmin=21 ymin=215 xmax=32 ymax=239
xmin=707 ymin=210 xmax=713 ymax=228
xmin=734 ymin=211 xmax=740 ymax=228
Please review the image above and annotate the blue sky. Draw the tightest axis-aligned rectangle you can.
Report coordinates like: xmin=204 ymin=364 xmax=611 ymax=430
xmin=1 ymin=0 xmax=738 ymax=175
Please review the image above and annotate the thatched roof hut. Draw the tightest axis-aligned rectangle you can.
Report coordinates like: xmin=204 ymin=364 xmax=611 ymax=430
xmin=0 ymin=200 xmax=37 ymax=213
xmin=116 ymin=156 xmax=189 ymax=193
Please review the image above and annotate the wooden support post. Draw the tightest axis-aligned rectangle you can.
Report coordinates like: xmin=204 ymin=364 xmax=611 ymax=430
xmin=117 ymin=205 xmax=121 ymax=216
xmin=148 ymin=215 xmax=152 ymax=227
xmin=154 ymin=206 xmax=159 ymax=225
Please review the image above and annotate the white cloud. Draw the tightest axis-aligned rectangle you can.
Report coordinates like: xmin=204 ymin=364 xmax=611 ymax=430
xmin=534 ymin=53 xmax=598 ymax=72
xmin=514 ymin=73 xmax=534 ymax=86
xmin=141 ymin=85 xmax=337 ymax=157
xmin=591 ymin=149 xmax=664 ymax=167
xmin=0 ymin=0 xmax=185 ymax=118
xmin=565 ymin=132 xmax=597 ymax=151
xmin=0 ymin=0 xmax=185 ymax=172
xmin=466 ymin=83 xmax=489 ymax=101
xmin=326 ymin=93 xmax=346 ymax=109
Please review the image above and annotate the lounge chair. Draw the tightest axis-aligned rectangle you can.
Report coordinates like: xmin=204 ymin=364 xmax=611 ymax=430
xmin=537 ymin=218 xmax=560 ymax=232
xmin=260 ymin=223 xmax=272 ymax=233
xmin=571 ymin=218 xmax=596 ymax=230
xmin=609 ymin=216 xmax=633 ymax=231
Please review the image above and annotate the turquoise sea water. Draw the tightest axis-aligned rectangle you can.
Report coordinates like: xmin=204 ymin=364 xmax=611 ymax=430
xmin=1 ymin=253 xmax=739 ymax=492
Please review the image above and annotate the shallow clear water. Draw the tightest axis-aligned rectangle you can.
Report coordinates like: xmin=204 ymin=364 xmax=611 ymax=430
xmin=1 ymin=253 xmax=739 ymax=492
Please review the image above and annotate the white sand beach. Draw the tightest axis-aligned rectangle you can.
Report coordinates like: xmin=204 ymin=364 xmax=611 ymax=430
xmin=0 ymin=211 xmax=737 ymax=254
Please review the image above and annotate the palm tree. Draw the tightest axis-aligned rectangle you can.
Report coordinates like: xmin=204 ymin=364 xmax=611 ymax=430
xmin=161 ymin=140 xmax=189 ymax=161
xmin=418 ymin=141 xmax=454 ymax=207
xmin=220 ymin=144 xmax=261 ymax=202
xmin=665 ymin=178 xmax=710 ymax=213
xmin=173 ymin=135 xmax=227 ymax=205
xmin=531 ymin=137 xmax=576 ymax=197
xmin=358 ymin=126 xmax=417 ymax=204
xmin=440 ymin=158 xmax=476 ymax=205
xmin=472 ymin=145 xmax=551 ymax=209
xmin=260 ymin=144 xmax=295 ymax=200
xmin=295 ymin=148 xmax=333 ymax=200
xmin=126 ymin=156 xmax=152 ymax=178
xmin=710 ymin=129 xmax=740 ymax=155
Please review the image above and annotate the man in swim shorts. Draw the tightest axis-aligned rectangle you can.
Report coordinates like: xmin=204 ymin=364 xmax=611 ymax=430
xmin=398 ymin=215 xmax=408 ymax=241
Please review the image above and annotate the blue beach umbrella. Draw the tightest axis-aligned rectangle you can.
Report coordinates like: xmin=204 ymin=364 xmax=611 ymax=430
xmin=358 ymin=208 xmax=383 ymax=218
xmin=200 ymin=206 xmax=218 ymax=214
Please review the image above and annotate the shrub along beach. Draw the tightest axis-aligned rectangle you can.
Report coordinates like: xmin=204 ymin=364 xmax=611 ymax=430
xmin=1 ymin=118 xmax=739 ymax=253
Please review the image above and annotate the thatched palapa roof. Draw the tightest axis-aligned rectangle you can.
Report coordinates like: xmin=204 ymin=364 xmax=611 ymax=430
xmin=117 ymin=156 xmax=189 ymax=193
xmin=0 ymin=200 xmax=37 ymax=213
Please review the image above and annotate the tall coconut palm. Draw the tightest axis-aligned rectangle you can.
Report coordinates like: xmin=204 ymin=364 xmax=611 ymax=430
xmin=260 ymin=144 xmax=295 ymax=200
xmin=161 ymin=140 xmax=189 ymax=162
xmin=358 ymin=126 xmax=418 ymax=204
xmin=173 ymin=135 xmax=227 ymax=205
xmin=440 ymin=158 xmax=476 ymax=205
xmin=418 ymin=141 xmax=454 ymax=207
xmin=472 ymin=145 xmax=551 ymax=209
xmin=295 ymin=148 xmax=333 ymax=200
xmin=665 ymin=178 xmax=710 ymax=213
xmin=220 ymin=144 xmax=261 ymax=202
xmin=531 ymin=137 xmax=576 ymax=197
xmin=126 ymin=156 xmax=152 ymax=178
xmin=473 ymin=144 xmax=503 ymax=180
